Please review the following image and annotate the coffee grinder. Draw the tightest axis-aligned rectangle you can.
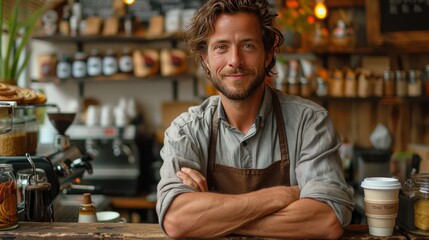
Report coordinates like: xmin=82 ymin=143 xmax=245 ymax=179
xmin=44 ymin=111 xmax=93 ymax=191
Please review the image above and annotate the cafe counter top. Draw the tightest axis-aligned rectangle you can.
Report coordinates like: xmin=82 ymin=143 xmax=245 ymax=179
xmin=0 ymin=222 xmax=427 ymax=239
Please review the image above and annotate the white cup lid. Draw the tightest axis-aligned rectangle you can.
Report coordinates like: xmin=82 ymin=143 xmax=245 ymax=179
xmin=361 ymin=177 xmax=401 ymax=190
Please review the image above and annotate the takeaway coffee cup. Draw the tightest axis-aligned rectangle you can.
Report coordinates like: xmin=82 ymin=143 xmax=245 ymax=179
xmin=361 ymin=177 xmax=402 ymax=236
xmin=96 ymin=211 xmax=127 ymax=223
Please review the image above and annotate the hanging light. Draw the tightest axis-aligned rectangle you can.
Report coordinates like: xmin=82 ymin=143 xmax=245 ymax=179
xmin=314 ymin=0 xmax=328 ymax=20
xmin=123 ymin=0 xmax=135 ymax=5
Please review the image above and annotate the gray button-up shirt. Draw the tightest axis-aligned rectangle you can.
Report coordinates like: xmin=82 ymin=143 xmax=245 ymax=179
xmin=157 ymin=86 xmax=355 ymax=227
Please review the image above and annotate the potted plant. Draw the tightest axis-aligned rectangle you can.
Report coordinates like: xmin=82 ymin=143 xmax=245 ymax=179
xmin=276 ymin=0 xmax=315 ymax=49
xmin=1 ymin=0 xmax=43 ymax=85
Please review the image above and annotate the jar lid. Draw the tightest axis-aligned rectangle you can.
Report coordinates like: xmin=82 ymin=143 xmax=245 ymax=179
xmin=0 ymin=163 xmax=13 ymax=171
xmin=361 ymin=177 xmax=401 ymax=190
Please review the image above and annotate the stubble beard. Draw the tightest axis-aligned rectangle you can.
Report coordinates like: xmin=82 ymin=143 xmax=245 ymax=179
xmin=209 ymin=68 xmax=266 ymax=101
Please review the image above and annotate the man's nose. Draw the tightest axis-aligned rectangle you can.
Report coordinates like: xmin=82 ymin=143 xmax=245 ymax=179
xmin=228 ymin=47 xmax=243 ymax=68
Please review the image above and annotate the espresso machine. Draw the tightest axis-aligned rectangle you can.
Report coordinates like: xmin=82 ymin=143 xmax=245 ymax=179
xmin=66 ymin=124 xmax=141 ymax=196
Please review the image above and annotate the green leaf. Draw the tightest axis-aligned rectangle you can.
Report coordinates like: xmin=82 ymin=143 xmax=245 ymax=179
xmin=0 ymin=0 xmax=4 ymax=78
xmin=16 ymin=48 xmax=31 ymax=80
xmin=1 ymin=0 xmax=43 ymax=82
xmin=4 ymin=0 xmax=21 ymax=80
xmin=10 ymin=7 xmax=43 ymax=80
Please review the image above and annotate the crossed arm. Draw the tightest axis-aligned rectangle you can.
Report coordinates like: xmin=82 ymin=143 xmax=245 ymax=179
xmin=162 ymin=167 xmax=343 ymax=239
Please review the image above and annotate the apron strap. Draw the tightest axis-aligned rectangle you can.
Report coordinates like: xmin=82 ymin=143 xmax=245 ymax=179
xmin=271 ymin=88 xmax=289 ymax=164
xmin=208 ymin=106 xmax=219 ymax=170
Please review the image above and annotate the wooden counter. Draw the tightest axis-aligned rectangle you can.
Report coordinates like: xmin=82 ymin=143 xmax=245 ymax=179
xmin=0 ymin=223 xmax=166 ymax=240
xmin=0 ymin=223 xmax=424 ymax=239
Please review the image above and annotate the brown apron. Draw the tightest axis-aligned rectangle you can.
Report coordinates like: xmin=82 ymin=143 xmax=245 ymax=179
xmin=207 ymin=88 xmax=291 ymax=194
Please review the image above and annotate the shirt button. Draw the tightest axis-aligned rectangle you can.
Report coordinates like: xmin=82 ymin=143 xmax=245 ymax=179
xmin=242 ymin=141 xmax=247 ymax=147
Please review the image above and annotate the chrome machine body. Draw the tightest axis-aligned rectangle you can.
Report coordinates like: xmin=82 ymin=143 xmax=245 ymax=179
xmin=67 ymin=124 xmax=140 ymax=196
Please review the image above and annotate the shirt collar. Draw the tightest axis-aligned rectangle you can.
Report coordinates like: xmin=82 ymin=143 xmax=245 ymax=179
xmin=217 ymin=84 xmax=273 ymax=127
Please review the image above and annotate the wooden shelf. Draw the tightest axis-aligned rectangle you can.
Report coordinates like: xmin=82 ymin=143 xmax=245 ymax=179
xmin=32 ymin=32 xmax=184 ymax=44
xmin=32 ymin=73 xmax=193 ymax=84
xmin=308 ymin=96 xmax=429 ymax=104
xmin=282 ymin=44 xmax=429 ymax=55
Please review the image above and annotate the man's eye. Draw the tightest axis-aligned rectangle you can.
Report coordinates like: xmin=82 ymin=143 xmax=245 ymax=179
xmin=244 ymin=44 xmax=254 ymax=49
xmin=215 ymin=45 xmax=226 ymax=51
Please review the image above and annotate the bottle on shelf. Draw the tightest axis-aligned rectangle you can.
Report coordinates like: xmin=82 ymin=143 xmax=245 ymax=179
xmin=119 ymin=48 xmax=134 ymax=75
xmin=57 ymin=54 xmax=72 ymax=80
xmin=344 ymin=68 xmax=357 ymax=97
xmin=59 ymin=5 xmax=71 ymax=36
xmin=330 ymin=69 xmax=344 ymax=97
xmin=78 ymin=193 xmax=98 ymax=223
xmin=407 ymin=70 xmax=422 ymax=97
xmin=103 ymin=49 xmax=118 ymax=76
xmin=287 ymin=59 xmax=299 ymax=96
xmin=87 ymin=49 xmax=102 ymax=77
xmin=70 ymin=0 xmax=82 ymax=36
xmin=72 ymin=51 xmax=87 ymax=78
xmin=395 ymin=70 xmax=407 ymax=97
xmin=383 ymin=70 xmax=395 ymax=97
xmin=357 ymin=68 xmax=371 ymax=98
xmin=315 ymin=77 xmax=328 ymax=97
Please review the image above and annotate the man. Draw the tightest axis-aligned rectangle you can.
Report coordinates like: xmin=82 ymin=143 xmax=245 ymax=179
xmin=156 ymin=0 xmax=355 ymax=238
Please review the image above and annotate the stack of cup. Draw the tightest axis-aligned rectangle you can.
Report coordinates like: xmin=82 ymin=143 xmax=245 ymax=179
xmin=361 ymin=177 xmax=402 ymax=236
xmin=86 ymin=105 xmax=100 ymax=126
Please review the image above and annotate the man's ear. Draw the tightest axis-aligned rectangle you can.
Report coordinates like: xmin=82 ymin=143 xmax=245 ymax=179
xmin=201 ymin=51 xmax=209 ymax=69
xmin=265 ymin=51 xmax=274 ymax=68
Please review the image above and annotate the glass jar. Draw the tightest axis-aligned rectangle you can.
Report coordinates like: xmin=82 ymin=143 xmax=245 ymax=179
xmin=87 ymin=49 xmax=102 ymax=77
xmin=119 ymin=48 xmax=133 ymax=74
xmin=383 ymin=70 xmax=395 ymax=97
xmin=407 ymin=70 xmax=422 ymax=97
xmin=344 ymin=69 xmax=356 ymax=97
xmin=16 ymin=168 xmax=47 ymax=211
xmin=25 ymin=114 xmax=39 ymax=155
xmin=316 ymin=77 xmax=328 ymax=97
xmin=412 ymin=173 xmax=429 ymax=231
xmin=0 ymin=116 xmax=26 ymax=156
xmin=72 ymin=51 xmax=87 ymax=78
xmin=56 ymin=54 xmax=72 ymax=80
xmin=357 ymin=70 xmax=371 ymax=98
xmin=395 ymin=70 xmax=407 ymax=97
xmin=103 ymin=48 xmax=118 ymax=76
xmin=287 ymin=60 xmax=299 ymax=96
xmin=0 ymin=163 xmax=19 ymax=230
xmin=330 ymin=69 xmax=344 ymax=97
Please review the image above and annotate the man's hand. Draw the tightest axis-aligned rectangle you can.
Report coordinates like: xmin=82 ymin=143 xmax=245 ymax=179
xmin=176 ymin=167 xmax=208 ymax=192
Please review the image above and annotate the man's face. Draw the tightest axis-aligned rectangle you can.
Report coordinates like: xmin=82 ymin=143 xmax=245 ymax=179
xmin=203 ymin=13 xmax=271 ymax=101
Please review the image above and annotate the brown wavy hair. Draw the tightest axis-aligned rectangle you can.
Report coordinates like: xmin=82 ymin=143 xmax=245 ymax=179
xmin=185 ymin=0 xmax=284 ymax=76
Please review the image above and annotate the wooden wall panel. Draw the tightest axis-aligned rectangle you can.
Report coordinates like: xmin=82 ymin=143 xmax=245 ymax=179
xmin=316 ymin=99 xmax=427 ymax=152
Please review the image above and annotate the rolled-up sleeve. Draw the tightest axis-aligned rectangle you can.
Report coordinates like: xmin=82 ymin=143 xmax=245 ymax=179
xmin=295 ymin=110 xmax=355 ymax=226
xmin=156 ymin=106 xmax=212 ymax=231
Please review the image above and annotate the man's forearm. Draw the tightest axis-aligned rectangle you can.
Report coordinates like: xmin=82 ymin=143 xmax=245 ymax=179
xmin=163 ymin=186 xmax=298 ymax=238
xmin=234 ymin=198 xmax=343 ymax=239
